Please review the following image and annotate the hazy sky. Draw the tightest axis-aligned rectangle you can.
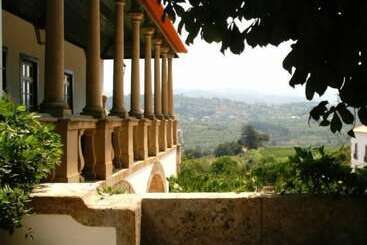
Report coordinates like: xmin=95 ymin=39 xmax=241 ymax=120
xmin=103 ymin=37 xmax=334 ymax=100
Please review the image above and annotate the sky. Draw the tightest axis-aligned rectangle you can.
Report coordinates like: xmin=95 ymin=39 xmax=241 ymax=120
xmin=103 ymin=35 xmax=336 ymax=101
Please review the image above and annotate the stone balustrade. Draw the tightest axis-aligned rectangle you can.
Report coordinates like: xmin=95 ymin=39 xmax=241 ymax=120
xmin=40 ymin=115 xmax=179 ymax=184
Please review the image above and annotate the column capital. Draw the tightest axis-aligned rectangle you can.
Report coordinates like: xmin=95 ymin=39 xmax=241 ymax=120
xmin=116 ymin=0 xmax=126 ymax=5
xmin=161 ymin=46 xmax=169 ymax=54
xmin=153 ymin=38 xmax=163 ymax=46
xmin=143 ymin=27 xmax=155 ymax=36
xmin=129 ymin=12 xmax=144 ymax=22
xmin=167 ymin=52 xmax=175 ymax=58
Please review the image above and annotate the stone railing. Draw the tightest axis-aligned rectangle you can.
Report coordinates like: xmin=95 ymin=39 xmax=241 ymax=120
xmin=1 ymin=188 xmax=367 ymax=245
xmin=39 ymin=116 xmax=179 ymax=184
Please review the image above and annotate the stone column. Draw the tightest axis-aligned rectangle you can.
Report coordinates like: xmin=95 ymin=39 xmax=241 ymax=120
xmin=129 ymin=12 xmax=144 ymax=118
xmin=154 ymin=38 xmax=163 ymax=118
xmin=83 ymin=0 xmax=105 ymax=118
xmin=161 ymin=47 xmax=169 ymax=118
xmin=144 ymin=28 xmax=155 ymax=119
xmin=168 ymin=53 xmax=175 ymax=118
xmin=168 ymin=53 xmax=175 ymax=146
xmin=110 ymin=0 xmax=127 ymax=117
xmin=40 ymin=0 xmax=69 ymax=117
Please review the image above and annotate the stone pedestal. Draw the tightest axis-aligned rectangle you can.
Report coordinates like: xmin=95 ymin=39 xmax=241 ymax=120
xmin=159 ymin=120 xmax=167 ymax=152
xmin=167 ymin=119 xmax=173 ymax=148
xmin=54 ymin=119 xmax=80 ymax=182
xmin=43 ymin=117 xmax=97 ymax=183
xmin=172 ymin=119 xmax=178 ymax=145
xmin=94 ymin=117 xmax=122 ymax=180
xmin=148 ymin=119 xmax=161 ymax=156
xmin=134 ymin=119 xmax=151 ymax=161
xmin=119 ymin=118 xmax=138 ymax=167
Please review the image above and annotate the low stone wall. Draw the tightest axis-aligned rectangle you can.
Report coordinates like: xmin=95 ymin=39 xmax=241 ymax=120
xmin=1 ymin=188 xmax=367 ymax=245
xmin=141 ymin=193 xmax=367 ymax=245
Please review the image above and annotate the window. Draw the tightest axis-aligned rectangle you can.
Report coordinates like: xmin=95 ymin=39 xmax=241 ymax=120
xmin=364 ymin=145 xmax=367 ymax=163
xmin=20 ymin=56 xmax=38 ymax=111
xmin=354 ymin=143 xmax=358 ymax=160
xmin=64 ymin=72 xmax=73 ymax=112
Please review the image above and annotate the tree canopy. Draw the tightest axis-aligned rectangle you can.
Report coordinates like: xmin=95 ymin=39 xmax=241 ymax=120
xmin=239 ymin=125 xmax=269 ymax=149
xmin=161 ymin=0 xmax=367 ymax=136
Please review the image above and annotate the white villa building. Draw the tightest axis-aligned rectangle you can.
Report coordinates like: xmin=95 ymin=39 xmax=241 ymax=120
xmin=351 ymin=125 xmax=367 ymax=169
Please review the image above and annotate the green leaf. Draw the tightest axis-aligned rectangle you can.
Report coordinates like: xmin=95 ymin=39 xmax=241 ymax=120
xmin=330 ymin=113 xmax=342 ymax=133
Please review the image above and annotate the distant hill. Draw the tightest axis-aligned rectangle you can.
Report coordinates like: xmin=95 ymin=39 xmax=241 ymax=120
xmin=174 ymin=95 xmax=348 ymax=150
xmin=106 ymin=94 xmax=348 ymax=151
xmin=176 ymin=89 xmax=307 ymax=105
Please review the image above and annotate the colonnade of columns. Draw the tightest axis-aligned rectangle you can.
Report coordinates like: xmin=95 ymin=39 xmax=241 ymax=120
xmin=39 ymin=0 xmax=178 ymax=182
xmin=40 ymin=0 xmax=176 ymax=121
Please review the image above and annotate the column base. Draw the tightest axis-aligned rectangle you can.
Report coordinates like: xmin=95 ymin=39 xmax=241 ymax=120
xmin=40 ymin=101 xmax=72 ymax=117
xmin=129 ymin=110 xmax=143 ymax=119
xmin=155 ymin=114 xmax=165 ymax=120
xmin=144 ymin=113 xmax=155 ymax=120
xmin=82 ymin=106 xmax=106 ymax=118
xmin=110 ymin=107 xmax=128 ymax=118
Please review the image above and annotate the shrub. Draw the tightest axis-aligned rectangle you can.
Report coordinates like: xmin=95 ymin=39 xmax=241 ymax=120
xmin=214 ymin=141 xmax=242 ymax=157
xmin=184 ymin=147 xmax=212 ymax=159
xmin=0 ymin=98 xmax=62 ymax=233
xmin=169 ymin=156 xmax=254 ymax=192
xmin=171 ymin=145 xmax=367 ymax=195
xmin=249 ymin=146 xmax=367 ymax=195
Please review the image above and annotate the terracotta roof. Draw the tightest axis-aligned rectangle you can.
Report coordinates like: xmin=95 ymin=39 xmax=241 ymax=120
xmin=354 ymin=125 xmax=367 ymax=134
xmin=138 ymin=0 xmax=187 ymax=54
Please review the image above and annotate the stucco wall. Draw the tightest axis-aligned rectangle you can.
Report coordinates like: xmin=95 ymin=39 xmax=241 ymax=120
xmin=3 ymin=10 xmax=86 ymax=113
xmin=1 ymin=215 xmax=116 ymax=245
xmin=351 ymin=132 xmax=367 ymax=168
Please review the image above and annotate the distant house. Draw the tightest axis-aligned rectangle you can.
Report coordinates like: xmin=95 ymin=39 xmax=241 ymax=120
xmin=351 ymin=126 xmax=367 ymax=169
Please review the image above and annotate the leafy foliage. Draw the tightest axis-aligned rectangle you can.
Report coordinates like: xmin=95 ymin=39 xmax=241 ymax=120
xmin=281 ymin=147 xmax=367 ymax=195
xmin=0 ymin=186 xmax=31 ymax=234
xmin=97 ymin=185 xmax=129 ymax=198
xmin=239 ymin=125 xmax=269 ymax=149
xmin=170 ymin=145 xmax=367 ymax=195
xmin=161 ymin=0 xmax=367 ymax=134
xmin=0 ymin=98 xmax=62 ymax=233
xmin=169 ymin=157 xmax=254 ymax=192
xmin=214 ymin=141 xmax=243 ymax=157
xmin=184 ymin=146 xmax=212 ymax=159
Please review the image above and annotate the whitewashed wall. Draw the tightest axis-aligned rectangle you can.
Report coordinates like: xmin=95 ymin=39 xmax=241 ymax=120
xmin=351 ymin=133 xmax=367 ymax=168
xmin=0 ymin=215 xmax=116 ymax=245
xmin=125 ymin=150 xmax=177 ymax=193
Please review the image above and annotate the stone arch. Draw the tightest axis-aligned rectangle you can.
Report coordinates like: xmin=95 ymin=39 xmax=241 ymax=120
xmin=146 ymin=161 xmax=167 ymax=193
